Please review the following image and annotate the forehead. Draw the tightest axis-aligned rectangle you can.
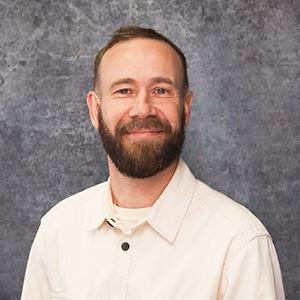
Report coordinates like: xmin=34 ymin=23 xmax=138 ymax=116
xmin=98 ymin=38 xmax=184 ymax=89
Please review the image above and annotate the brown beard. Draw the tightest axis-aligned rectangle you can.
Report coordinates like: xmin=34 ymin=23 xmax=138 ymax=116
xmin=97 ymin=109 xmax=185 ymax=179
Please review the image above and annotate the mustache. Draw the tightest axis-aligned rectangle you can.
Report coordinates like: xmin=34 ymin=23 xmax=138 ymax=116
xmin=115 ymin=117 xmax=173 ymax=136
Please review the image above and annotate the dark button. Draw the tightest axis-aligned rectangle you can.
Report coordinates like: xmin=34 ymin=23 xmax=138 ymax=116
xmin=121 ymin=242 xmax=130 ymax=251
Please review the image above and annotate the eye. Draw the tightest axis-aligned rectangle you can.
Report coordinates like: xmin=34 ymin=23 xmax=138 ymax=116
xmin=118 ymin=89 xmax=130 ymax=94
xmin=156 ymin=88 xmax=167 ymax=94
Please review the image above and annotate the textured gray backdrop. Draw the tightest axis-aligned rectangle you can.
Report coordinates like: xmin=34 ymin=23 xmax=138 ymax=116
xmin=0 ymin=0 xmax=299 ymax=299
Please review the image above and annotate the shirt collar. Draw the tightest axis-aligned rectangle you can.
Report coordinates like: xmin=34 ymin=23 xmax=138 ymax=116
xmin=84 ymin=181 xmax=108 ymax=232
xmin=85 ymin=158 xmax=196 ymax=243
xmin=145 ymin=158 xmax=196 ymax=243
xmin=85 ymin=178 xmax=124 ymax=231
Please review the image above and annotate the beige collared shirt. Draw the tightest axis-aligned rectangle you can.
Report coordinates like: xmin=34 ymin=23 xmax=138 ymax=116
xmin=21 ymin=159 xmax=285 ymax=300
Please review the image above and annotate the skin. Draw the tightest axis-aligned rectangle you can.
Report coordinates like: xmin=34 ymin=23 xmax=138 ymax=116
xmin=87 ymin=38 xmax=193 ymax=208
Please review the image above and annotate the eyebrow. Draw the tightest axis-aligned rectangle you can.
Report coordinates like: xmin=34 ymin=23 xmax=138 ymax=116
xmin=109 ymin=78 xmax=137 ymax=90
xmin=150 ymin=77 xmax=177 ymax=87
xmin=109 ymin=77 xmax=177 ymax=90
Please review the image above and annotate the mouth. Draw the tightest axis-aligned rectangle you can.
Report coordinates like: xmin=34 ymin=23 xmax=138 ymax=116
xmin=125 ymin=129 xmax=164 ymax=138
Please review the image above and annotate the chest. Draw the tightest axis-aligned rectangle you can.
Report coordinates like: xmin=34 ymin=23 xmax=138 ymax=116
xmin=48 ymin=223 xmax=229 ymax=300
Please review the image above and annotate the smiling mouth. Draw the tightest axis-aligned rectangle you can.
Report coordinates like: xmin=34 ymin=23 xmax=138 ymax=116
xmin=126 ymin=129 xmax=164 ymax=137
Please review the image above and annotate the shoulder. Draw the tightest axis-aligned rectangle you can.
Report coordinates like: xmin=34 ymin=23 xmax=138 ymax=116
xmin=191 ymin=179 xmax=269 ymax=238
xmin=41 ymin=181 xmax=108 ymax=224
xmin=185 ymin=179 xmax=272 ymax=266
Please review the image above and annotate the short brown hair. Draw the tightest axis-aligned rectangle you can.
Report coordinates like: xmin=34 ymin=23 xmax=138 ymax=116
xmin=94 ymin=26 xmax=189 ymax=94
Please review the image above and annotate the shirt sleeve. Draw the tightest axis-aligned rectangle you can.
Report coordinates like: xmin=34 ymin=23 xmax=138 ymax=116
xmin=218 ymin=235 xmax=285 ymax=300
xmin=21 ymin=221 xmax=51 ymax=300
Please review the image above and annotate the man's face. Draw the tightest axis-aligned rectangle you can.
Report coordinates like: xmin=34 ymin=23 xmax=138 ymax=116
xmin=88 ymin=38 xmax=193 ymax=178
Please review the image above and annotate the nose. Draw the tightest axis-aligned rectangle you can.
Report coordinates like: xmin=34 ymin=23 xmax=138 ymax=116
xmin=128 ymin=91 xmax=157 ymax=119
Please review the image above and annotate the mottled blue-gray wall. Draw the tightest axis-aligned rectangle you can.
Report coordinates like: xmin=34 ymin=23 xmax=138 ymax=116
xmin=0 ymin=0 xmax=299 ymax=299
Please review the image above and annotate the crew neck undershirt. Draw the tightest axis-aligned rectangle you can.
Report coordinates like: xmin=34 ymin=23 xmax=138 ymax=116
xmin=113 ymin=204 xmax=151 ymax=232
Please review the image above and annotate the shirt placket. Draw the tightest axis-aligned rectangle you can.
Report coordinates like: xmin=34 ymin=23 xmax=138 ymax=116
xmin=111 ymin=232 xmax=136 ymax=300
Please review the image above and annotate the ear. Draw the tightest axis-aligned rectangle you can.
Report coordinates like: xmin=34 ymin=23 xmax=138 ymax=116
xmin=87 ymin=91 xmax=101 ymax=129
xmin=183 ymin=91 xmax=193 ymax=127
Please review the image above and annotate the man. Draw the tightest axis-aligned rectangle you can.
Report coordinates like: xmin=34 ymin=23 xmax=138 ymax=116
xmin=21 ymin=26 xmax=285 ymax=299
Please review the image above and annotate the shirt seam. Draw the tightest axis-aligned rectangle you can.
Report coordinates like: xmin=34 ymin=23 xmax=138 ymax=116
xmin=226 ymin=232 xmax=272 ymax=267
xmin=217 ymin=234 xmax=273 ymax=299
xmin=192 ymin=187 xmax=269 ymax=236
xmin=50 ymin=293 xmax=82 ymax=300
xmin=43 ymin=219 xmax=50 ymax=289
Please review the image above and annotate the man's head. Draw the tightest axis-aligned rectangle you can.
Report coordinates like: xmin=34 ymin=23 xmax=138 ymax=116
xmin=87 ymin=26 xmax=193 ymax=179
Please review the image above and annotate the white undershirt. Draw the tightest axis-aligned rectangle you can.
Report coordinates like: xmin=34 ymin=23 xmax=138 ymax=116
xmin=113 ymin=204 xmax=151 ymax=232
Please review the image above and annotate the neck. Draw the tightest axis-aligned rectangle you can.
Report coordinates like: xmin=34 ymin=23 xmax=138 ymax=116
xmin=108 ymin=157 xmax=179 ymax=208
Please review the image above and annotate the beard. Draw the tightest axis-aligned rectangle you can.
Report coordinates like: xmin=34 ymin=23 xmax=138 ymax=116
xmin=97 ymin=109 xmax=186 ymax=179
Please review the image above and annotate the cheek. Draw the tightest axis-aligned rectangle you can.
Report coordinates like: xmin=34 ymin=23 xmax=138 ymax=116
xmin=160 ymin=104 xmax=182 ymax=127
xmin=101 ymin=102 xmax=130 ymax=129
